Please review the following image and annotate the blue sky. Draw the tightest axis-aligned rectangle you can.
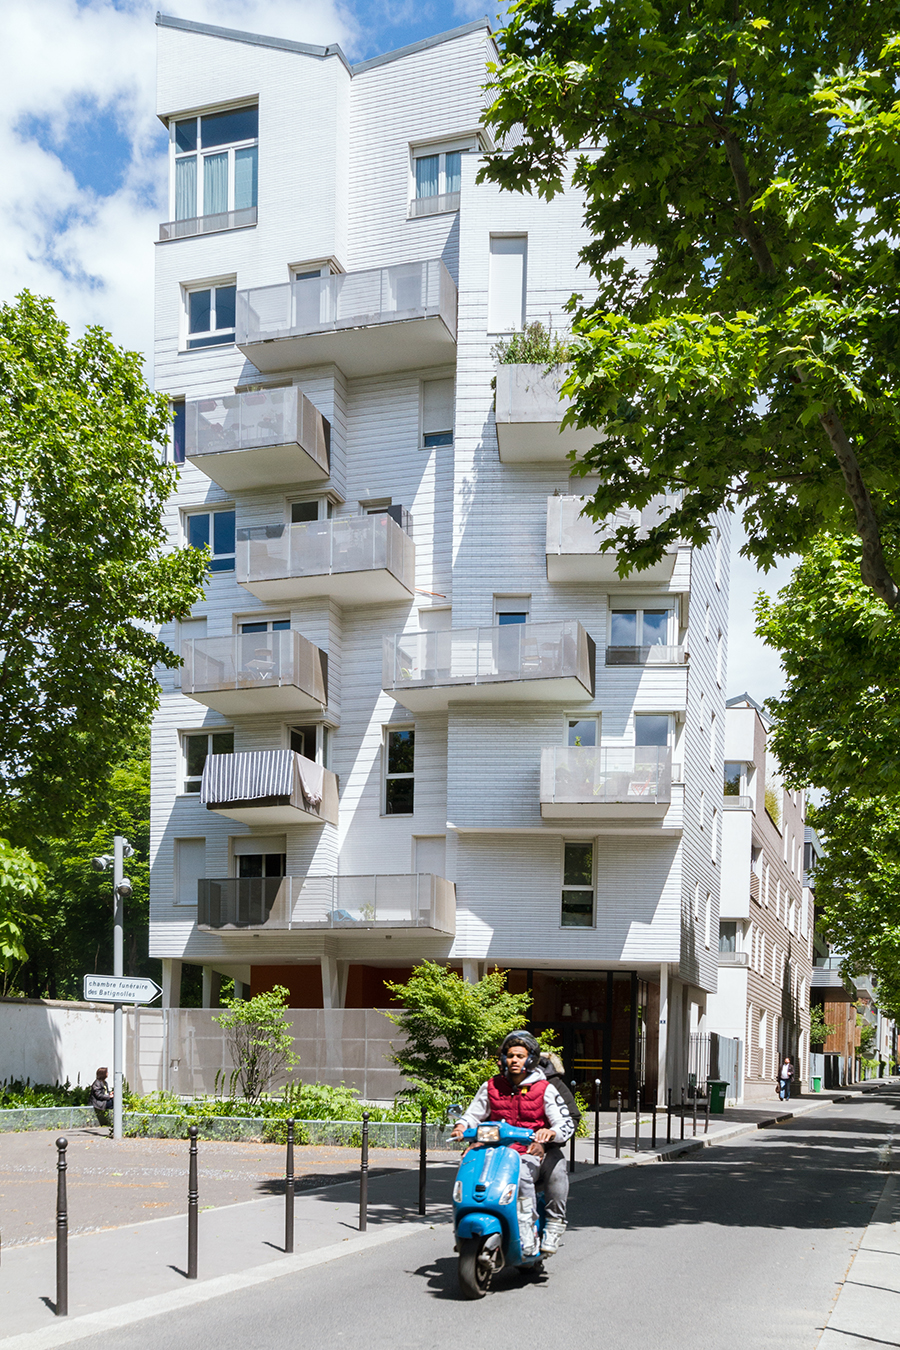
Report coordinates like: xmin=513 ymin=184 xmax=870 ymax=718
xmin=1 ymin=0 xmax=791 ymax=701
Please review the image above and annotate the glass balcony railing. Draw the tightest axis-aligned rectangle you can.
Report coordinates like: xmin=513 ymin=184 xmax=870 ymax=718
xmin=197 ymin=873 xmax=456 ymax=934
xmin=606 ymin=646 xmax=686 ymax=666
xmin=184 ymin=386 xmax=329 ymax=489
xmin=181 ymin=631 xmax=327 ymax=714
xmin=546 ymin=496 xmax=680 ymax=584
xmin=237 ymin=513 xmax=415 ymax=603
xmin=541 ymin=746 xmax=672 ymax=810
xmin=159 ymin=206 xmax=257 ymax=241
xmin=722 ymin=793 xmax=754 ymax=810
xmin=383 ymin=620 xmax=595 ymax=709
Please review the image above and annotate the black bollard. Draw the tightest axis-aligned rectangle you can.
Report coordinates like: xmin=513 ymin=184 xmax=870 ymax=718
xmin=187 ymin=1124 xmax=198 ymax=1279
xmin=615 ymin=1092 xmax=622 ymax=1159
xmin=704 ymin=1092 xmax=710 ymax=1136
xmin=692 ymin=1089 xmax=698 ymax=1138
xmin=651 ymin=1103 xmax=657 ymax=1150
xmin=284 ymin=1119 xmax=295 ymax=1254
xmin=418 ymin=1102 xmax=427 ymax=1216
xmin=593 ymin=1079 xmax=601 ymax=1166
xmin=568 ymin=1080 xmax=577 ymax=1174
xmin=667 ymin=1088 xmax=672 ymax=1144
xmin=680 ymin=1087 xmax=685 ymax=1141
xmin=634 ymin=1090 xmax=641 ymax=1153
xmin=359 ymin=1112 xmax=369 ymax=1232
xmin=55 ymin=1137 xmax=68 ymax=1317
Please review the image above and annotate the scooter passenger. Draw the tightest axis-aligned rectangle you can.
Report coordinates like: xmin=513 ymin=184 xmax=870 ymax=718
xmin=450 ymin=1031 xmax=574 ymax=1258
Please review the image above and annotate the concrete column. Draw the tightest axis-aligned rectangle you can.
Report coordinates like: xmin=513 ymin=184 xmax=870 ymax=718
xmin=657 ymin=963 xmax=669 ymax=1101
xmin=462 ymin=960 xmax=483 ymax=984
xmin=161 ymin=959 xmax=182 ymax=1009
xmin=320 ymin=955 xmax=347 ymax=1009
xmin=202 ymin=967 xmax=221 ymax=1009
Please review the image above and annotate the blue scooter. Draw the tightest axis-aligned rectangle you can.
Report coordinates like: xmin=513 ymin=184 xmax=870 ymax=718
xmin=452 ymin=1119 xmax=546 ymax=1299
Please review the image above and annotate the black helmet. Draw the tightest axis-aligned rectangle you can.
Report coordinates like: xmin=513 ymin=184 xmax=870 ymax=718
xmin=499 ymin=1030 xmax=540 ymax=1077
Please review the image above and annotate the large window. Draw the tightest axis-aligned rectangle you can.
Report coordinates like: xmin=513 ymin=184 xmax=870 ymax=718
xmin=610 ymin=608 xmax=671 ymax=647
xmin=384 ymin=728 xmax=415 ymax=815
xmin=488 ymin=236 xmax=527 ymax=333
xmin=183 ymin=730 xmax=233 ymax=794
xmin=173 ymin=106 xmax=258 ymax=223
xmin=421 ymin=378 xmax=454 ymax=448
xmin=414 ymin=150 xmax=461 ymax=202
xmin=186 ymin=508 xmax=235 ymax=572
xmin=634 ymin=714 xmax=669 ymax=747
xmin=174 ymin=838 xmax=206 ymax=905
xmin=184 ymin=283 xmax=236 ymax=350
xmin=562 ymin=841 xmax=594 ymax=927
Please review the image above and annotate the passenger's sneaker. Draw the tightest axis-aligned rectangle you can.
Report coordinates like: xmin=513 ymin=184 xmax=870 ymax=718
xmin=540 ymin=1221 xmax=566 ymax=1256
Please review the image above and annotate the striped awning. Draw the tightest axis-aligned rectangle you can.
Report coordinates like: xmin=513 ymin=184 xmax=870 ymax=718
xmin=201 ymin=750 xmax=294 ymax=805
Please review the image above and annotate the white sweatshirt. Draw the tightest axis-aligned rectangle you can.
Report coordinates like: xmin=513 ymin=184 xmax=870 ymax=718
xmin=457 ymin=1069 xmax=575 ymax=1143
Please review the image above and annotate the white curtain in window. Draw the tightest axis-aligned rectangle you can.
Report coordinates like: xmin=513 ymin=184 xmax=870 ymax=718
xmin=423 ymin=378 xmax=454 ymax=434
xmin=445 ymin=151 xmax=461 ymax=194
xmin=175 ymin=156 xmax=197 ymax=221
xmin=415 ymin=154 xmax=439 ymax=199
xmin=234 ymin=146 xmax=258 ymax=210
xmin=204 ymin=152 xmax=228 ymax=216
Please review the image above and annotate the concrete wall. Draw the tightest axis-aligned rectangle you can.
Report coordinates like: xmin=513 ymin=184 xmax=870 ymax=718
xmin=0 ymin=998 xmax=116 ymax=1089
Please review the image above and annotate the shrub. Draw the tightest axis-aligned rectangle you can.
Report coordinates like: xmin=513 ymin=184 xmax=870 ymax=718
xmin=213 ymin=985 xmax=299 ymax=1103
xmin=492 ymin=320 xmax=572 ymax=367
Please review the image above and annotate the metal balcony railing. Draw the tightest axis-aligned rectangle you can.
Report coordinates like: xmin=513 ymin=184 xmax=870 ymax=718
xmin=181 ymin=632 xmax=327 ymax=705
xmin=408 ymin=192 xmax=460 ymax=218
xmin=185 ymin=386 xmax=329 ymax=471
xmin=540 ymin=745 xmax=672 ymax=807
xmin=383 ymin=620 xmax=594 ymax=696
xmin=159 ymin=206 xmax=257 ymax=241
xmin=197 ymin=873 xmax=456 ymax=933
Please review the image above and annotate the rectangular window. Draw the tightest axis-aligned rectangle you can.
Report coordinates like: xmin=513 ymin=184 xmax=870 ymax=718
xmin=711 ymin=808 xmax=718 ymax=863
xmin=409 ymin=145 xmax=465 ymax=216
xmin=385 ymin=728 xmax=415 ymax=815
xmin=185 ymin=283 xmax=236 ymax=349
xmin=709 ymin=713 xmax=716 ymax=770
xmin=488 ymin=236 xmax=527 ymax=333
xmin=186 ymin=509 xmax=235 ymax=572
xmin=567 ymin=717 xmax=598 ymax=748
xmin=634 ymin=714 xmax=669 ymax=747
xmin=495 ymin=596 xmax=530 ymax=626
xmin=183 ymin=730 xmax=233 ymax=794
xmin=172 ymin=399 xmax=186 ymax=464
xmin=173 ymin=105 xmax=258 ymax=223
xmin=174 ymin=838 xmax=206 ymax=905
xmin=422 ymin=377 xmax=455 ymax=447
xmin=610 ymin=608 xmax=671 ymax=646
xmin=719 ymin=920 xmax=737 ymax=953
xmin=240 ymin=618 xmax=290 ymax=634
xmin=704 ymin=893 xmax=712 ymax=949
xmin=724 ymin=761 xmax=743 ymax=796
xmin=561 ymin=841 xmax=594 ymax=928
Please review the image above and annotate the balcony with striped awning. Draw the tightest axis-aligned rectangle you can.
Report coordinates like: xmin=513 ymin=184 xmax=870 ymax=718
xmin=200 ymin=749 xmax=338 ymax=826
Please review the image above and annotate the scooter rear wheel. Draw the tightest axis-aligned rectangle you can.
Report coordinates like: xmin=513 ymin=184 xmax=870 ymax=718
xmin=458 ymin=1237 xmax=495 ymax=1299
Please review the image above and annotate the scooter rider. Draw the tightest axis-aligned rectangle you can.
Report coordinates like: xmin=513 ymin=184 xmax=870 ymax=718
xmin=450 ymin=1031 xmax=574 ymax=1258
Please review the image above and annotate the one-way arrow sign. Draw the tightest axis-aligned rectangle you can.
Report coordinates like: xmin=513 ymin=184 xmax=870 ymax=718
xmin=83 ymin=975 xmax=162 ymax=1005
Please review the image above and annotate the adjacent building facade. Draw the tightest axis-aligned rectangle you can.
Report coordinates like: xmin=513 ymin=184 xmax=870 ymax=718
xmin=705 ymin=696 xmax=812 ymax=1101
xmin=149 ymin=14 xmax=730 ymax=1106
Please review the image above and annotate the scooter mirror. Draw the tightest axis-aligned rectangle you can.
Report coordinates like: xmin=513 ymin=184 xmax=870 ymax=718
xmin=447 ymin=1102 xmax=464 ymax=1120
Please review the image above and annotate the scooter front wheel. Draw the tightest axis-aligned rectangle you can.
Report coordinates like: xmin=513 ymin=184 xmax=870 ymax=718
xmin=457 ymin=1237 xmax=495 ymax=1299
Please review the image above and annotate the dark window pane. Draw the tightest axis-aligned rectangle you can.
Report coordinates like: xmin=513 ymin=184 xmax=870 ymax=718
xmin=241 ymin=622 xmax=267 ymax=634
xmin=635 ymin=714 xmax=668 ymax=747
xmin=264 ymin=853 xmax=286 ymax=877
xmin=564 ymin=842 xmax=593 ymax=887
xmin=719 ymin=921 xmax=737 ymax=952
xmin=184 ymin=781 xmax=201 ymax=794
xmin=445 ymin=150 xmax=461 ymax=194
xmin=568 ymin=718 xmax=596 ymax=748
xmin=208 ymin=555 xmax=234 ymax=572
xmin=497 ymin=612 xmax=527 ymax=625
xmin=423 ymin=431 xmax=453 ymax=448
xmin=188 ymin=514 xmax=210 ymax=550
xmin=212 ymin=732 xmax=234 ymax=755
xmin=239 ymin=855 xmax=263 ymax=878
xmin=291 ymin=501 xmax=319 ymax=523
xmin=643 ymin=610 xmax=668 ymax=644
xmin=387 ymin=729 xmax=414 ymax=775
xmin=215 ymin=285 xmax=236 ymax=331
xmin=187 ymin=332 xmax=234 ymax=349
xmin=201 ymin=106 xmax=258 ymax=148
xmin=272 ymin=620 xmax=290 ymax=631
xmin=189 ymin=288 xmax=211 ymax=334
xmin=173 ymin=400 xmax=186 ymax=464
xmin=386 ymin=777 xmax=414 ymax=815
xmin=415 ymin=154 xmax=439 ymax=198
xmin=213 ymin=510 xmax=235 ymax=556
xmin=610 ymin=610 xmax=636 ymax=645
xmin=561 ymin=891 xmax=594 ymax=927
xmin=291 ymin=725 xmax=316 ymax=758
xmin=724 ymin=762 xmax=742 ymax=795
xmin=174 ymin=118 xmax=197 ymax=153
xmin=185 ymin=735 xmax=208 ymax=778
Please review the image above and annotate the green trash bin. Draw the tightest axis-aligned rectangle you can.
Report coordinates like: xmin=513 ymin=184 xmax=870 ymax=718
xmin=707 ymin=1080 xmax=728 ymax=1114
xmin=812 ymin=1075 xmax=822 ymax=1093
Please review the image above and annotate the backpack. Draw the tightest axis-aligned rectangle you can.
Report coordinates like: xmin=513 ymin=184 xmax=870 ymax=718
xmin=539 ymin=1057 xmax=582 ymax=1127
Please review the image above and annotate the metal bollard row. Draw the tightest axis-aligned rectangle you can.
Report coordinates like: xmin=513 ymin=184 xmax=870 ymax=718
xmin=359 ymin=1112 xmax=370 ymax=1232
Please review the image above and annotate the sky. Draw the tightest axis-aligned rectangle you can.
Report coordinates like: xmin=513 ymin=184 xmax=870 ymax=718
xmin=2 ymin=0 xmax=793 ymax=709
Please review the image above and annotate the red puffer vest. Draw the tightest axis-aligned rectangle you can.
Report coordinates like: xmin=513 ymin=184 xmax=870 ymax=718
xmin=486 ymin=1075 xmax=550 ymax=1154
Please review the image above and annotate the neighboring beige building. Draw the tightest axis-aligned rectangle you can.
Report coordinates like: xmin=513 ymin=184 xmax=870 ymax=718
xmin=705 ymin=696 xmax=812 ymax=1102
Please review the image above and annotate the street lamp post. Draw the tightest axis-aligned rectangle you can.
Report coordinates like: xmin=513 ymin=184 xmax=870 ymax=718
xmin=92 ymin=836 xmax=133 ymax=1141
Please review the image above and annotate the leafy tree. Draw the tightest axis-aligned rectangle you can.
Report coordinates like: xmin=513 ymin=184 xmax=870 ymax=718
xmin=0 ymin=291 xmax=205 ymax=841
xmin=809 ymin=1005 xmax=836 ymax=1047
xmin=480 ymin=1 xmax=900 ymax=605
xmin=0 ymin=838 xmax=45 ymax=981
xmin=213 ymin=986 xmax=300 ymax=1103
xmin=384 ymin=962 xmax=533 ymax=1109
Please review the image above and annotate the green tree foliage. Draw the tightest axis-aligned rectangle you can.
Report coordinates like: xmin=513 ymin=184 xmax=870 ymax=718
xmin=492 ymin=319 xmax=573 ymax=365
xmin=480 ymin=1 xmax=900 ymax=605
xmin=0 ymin=292 xmax=205 ymax=841
xmin=213 ymin=986 xmax=300 ymax=1104
xmin=809 ymin=1005 xmax=836 ymax=1046
xmin=0 ymin=838 xmax=44 ymax=977
xmin=384 ymin=962 xmax=533 ymax=1109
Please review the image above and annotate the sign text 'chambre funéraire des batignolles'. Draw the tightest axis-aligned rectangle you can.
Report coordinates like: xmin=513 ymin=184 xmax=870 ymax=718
xmin=82 ymin=975 xmax=162 ymax=1004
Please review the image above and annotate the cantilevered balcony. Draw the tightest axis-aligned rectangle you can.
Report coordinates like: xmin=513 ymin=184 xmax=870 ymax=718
xmin=546 ymin=496 xmax=679 ymax=584
xmin=540 ymin=746 xmax=672 ymax=820
xmin=236 ymin=512 xmax=415 ymax=605
xmin=383 ymin=620 xmax=595 ymax=712
xmin=200 ymin=750 xmax=339 ymax=827
xmin=236 ymin=260 xmax=457 ymax=377
xmin=495 ymin=364 xmax=601 ymax=462
xmin=197 ymin=873 xmax=455 ymax=935
xmin=181 ymin=631 xmax=327 ymax=716
xmin=185 ymin=387 xmax=330 ymax=491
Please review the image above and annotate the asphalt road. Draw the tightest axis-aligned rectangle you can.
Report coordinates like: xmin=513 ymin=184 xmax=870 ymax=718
xmin=100 ymin=1092 xmax=899 ymax=1350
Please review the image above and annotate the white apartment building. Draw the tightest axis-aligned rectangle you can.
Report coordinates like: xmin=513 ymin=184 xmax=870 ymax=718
xmin=706 ymin=697 xmax=812 ymax=1101
xmin=149 ymin=14 xmax=729 ymax=1108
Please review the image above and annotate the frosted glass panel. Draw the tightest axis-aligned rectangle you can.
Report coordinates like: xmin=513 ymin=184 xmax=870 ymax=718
xmin=488 ymin=236 xmax=526 ymax=332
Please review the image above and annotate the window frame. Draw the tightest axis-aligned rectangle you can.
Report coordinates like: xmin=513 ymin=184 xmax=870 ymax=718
xmin=383 ymin=726 xmax=415 ymax=816
xmin=174 ymin=836 xmax=207 ymax=906
xmin=183 ymin=506 xmax=236 ymax=573
xmin=420 ymin=375 xmax=455 ymax=448
xmin=608 ymin=604 xmax=675 ymax=648
xmin=181 ymin=278 xmax=237 ymax=351
xmin=560 ymin=839 xmax=595 ymax=929
xmin=408 ymin=135 xmax=476 ymax=216
xmin=170 ymin=104 xmax=259 ymax=224
xmin=565 ymin=714 xmax=600 ymax=748
xmin=181 ymin=728 xmax=234 ymax=796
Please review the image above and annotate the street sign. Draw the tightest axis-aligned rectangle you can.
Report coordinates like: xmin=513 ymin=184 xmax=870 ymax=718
xmin=83 ymin=975 xmax=162 ymax=1005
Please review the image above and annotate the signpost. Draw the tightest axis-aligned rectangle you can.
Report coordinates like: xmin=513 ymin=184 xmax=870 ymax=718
xmin=90 ymin=836 xmax=135 ymax=1141
xmin=83 ymin=976 xmax=161 ymax=1005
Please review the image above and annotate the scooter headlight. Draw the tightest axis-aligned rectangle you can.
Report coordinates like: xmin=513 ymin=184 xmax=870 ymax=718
xmin=499 ymin=1184 xmax=517 ymax=1206
xmin=453 ymin=1180 xmax=463 ymax=1202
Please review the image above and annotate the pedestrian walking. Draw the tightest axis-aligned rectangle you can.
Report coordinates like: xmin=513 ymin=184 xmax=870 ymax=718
xmin=777 ymin=1056 xmax=795 ymax=1101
